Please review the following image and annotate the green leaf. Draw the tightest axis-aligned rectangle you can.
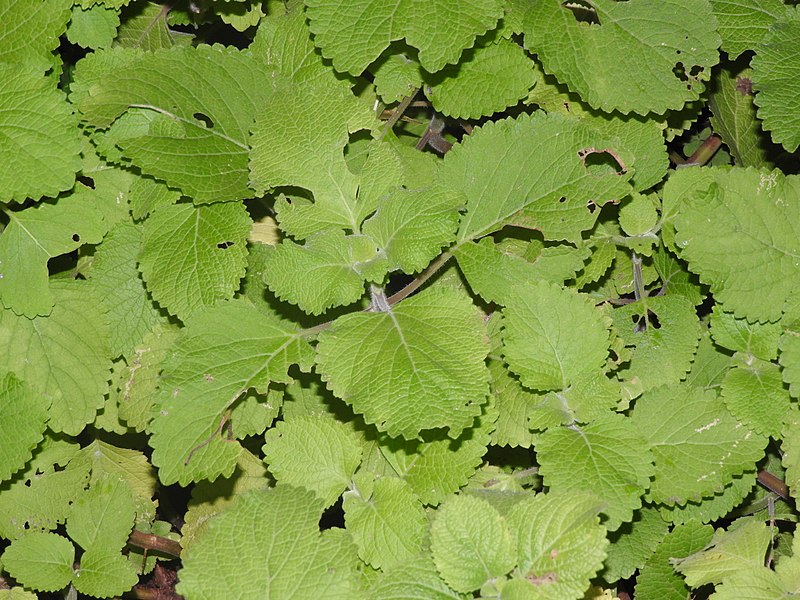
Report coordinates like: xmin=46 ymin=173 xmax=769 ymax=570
xmin=1 ymin=532 xmax=74 ymax=593
xmin=0 ymin=67 xmax=81 ymax=204
xmin=506 ymin=492 xmax=609 ymax=599
xmin=263 ymin=415 xmax=363 ymax=507
xmin=90 ymin=221 xmax=164 ymax=357
xmin=782 ymin=412 xmax=800 ymax=500
xmin=0 ymin=281 xmax=111 ymax=435
xmin=66 ymin=4 xmax=119 ymax=49
xmin=752 ymin=9 xmax=800 ymax=152
xmin=67 ymin=476 xmax=136 ymax=553
xmin=150 ymin=301 xmax=313 ymax=485
xmin=603 ymin=507 xmax=670 ymax=583
xmin=634 ymin=521 xmax=714 ymax=600
xmin=304 ymin=0 xmax=503 ymax=74
xmin=502 ymin=281 xmax=611 ymax=391
xmin=369 ymin=554 xmax=463 ymax=600
xmin=262 ymin=231 xmax=379 ymax=315
xmin=528 ymin=372 xmax=621 ymax=431
xmin=721 ymin=356 xmax=792 ymax=438
xmin=631 ymin=384 xmax=766 ymax=505
xmin=425 ymin=37 xmax=535 ymax=119
xmin=115 ymin=2 xmax=192 ymax=50
xmin=536 ymin=414 xmax=655 ymax=531
xmin=430 ymin=493 xmax=516 ymax=593
xmin=455 ymin=239 xmax=543 ymax=305
xmin=674 ymin=518 xmax=772 ymax=586
xmin=0 ymin=195 xmax=106 ymax=317
xmin=0 ymin=0 xmax=71 ymax=71
xmin=177 ymin=486 xmax=359 ymax=598
xmin=659 ymin=472 xmax=756 ymax=525
xmin=674 ymin=169 xmax=800 ymax=323
xmin=73 ymin=550 xmax=139 ymax=598
xmin=316 ymin=285 xmax=490 ymax=439
xmin=488 ymin=355 xmax=539 ymax=448
xmin=0 ymin=373 xmax=48 ymax=483
xmin=72 ymin=45 xmax=276 ymax=201
xmin=447 ymin=112 xmax=633 ymax=244
xmin=139 ymin=202 xmax=251 ymax=321
xmin=343 ymin=473 xmax=427 ymax=570
xmin=710 ymin=0 xmax=787 ymax=59
xmin=523 ymin=0 xmax=720 ymax=115
xmin=372 ymin=51 xmax=424 ymax=104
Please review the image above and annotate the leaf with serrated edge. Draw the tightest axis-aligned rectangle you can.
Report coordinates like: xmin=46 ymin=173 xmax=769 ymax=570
xmin=72 ymin=550 xmax=138 ymax=598
xmin=0 ymin=282 xmax=111 ymax=435
xmin=721 ymin=357 xmax=791 ymax=438
xmin=67 ymin=476 xmax=136 ymax=554
xmin=710 ymin=0 xmax=787 ymax=59
xmin=66 ymin=4 xmax=119 ymax=49
xmin=369 ymin=553 xmax=463 ymax=599
xmin=343 ymin=472 xmax=427 ymax=570
xmin=446 ymin=112 xmax=633 ymax=244
xmin=631 ymin=384 xmax=766 ymax=506
xmin=536 ymin=414 xmax=654 ymax=531
xmin=523 ymin=0 xmax=720 ymax=115
xmin=1 ymin=532 xmax=74 ymax=593
xmin=603 ymin=507 xmax=670 ymax=583
xmin=72 ymin=45 xmax=275 ymax=201
xmin=430 ymin=494 xmax=515 ymax=593
xmin=304 ymin=0 xmax=503 ymax=74
xmin=507 ymin=492 xmax=608 ymax=598
xmin=711 ymin=307 xmax=781 ymax=360
xmin=316 ymin=285 xmax=490 ymax=439
xmin=263 ymin=415 xmax=363 ymax=507
xmin=139 ymin=202 xmax=250 ymax=321
xmin=659 ymin=472 xmax=756 ymax=525
xmin=0 ymin=373 xmax=48 ymax=482
xmin=177 ymin=486 xmax=359 ymax=599
xmin=503 ymin=281 xmax=611 ymax=391
xmin=0 ymin=0 xmax=71 ymax=71
xmin=150 ymin=301 xmax=313 ymax=485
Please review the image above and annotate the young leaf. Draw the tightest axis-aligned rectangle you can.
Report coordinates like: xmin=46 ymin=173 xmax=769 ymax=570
xmin=523 ymin=0 xmax=720 ymax=115
xmin=316 ymin=285 xmax=490 ymax=439
xmin=430 ymin=494 xmax=516 ymax=593
xmin=139 ymin=201 xmax=251 ymax=321
xmin=1 ymin=532 xmax=75 ymax=593
xmin=150 ymin=301 xmax=313 ymax=485
xmin=72 ymin=550 xmax=139 ymax=598
xmin=67 ymin=4 xmax=120 ymax=49
xmin=0 ymin=373 xmax=48 ymax=483
xmin=263 ymin=415 xmax=363 ymax=507
xmin=67 ymin=476 xmax=136 ymax=554
xmin=304 ymin=0 xmax=503 ymax=74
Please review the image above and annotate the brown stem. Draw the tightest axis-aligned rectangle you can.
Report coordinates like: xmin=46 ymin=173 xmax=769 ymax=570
xmin=380 ymin=89 xmax=419 ymax=140
xmin=757 ymin=470 xmax=791 ymax=501
xmin=387 ymin=251 xmax=453 ymax=306
xmin=685 ymin=134 xmax=722 ymax=166
xmin=128 ymin=529 xmax=182 ymax=558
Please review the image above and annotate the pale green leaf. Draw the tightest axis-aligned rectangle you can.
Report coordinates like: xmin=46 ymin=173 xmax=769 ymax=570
xmin=447 ymin=112 xmax=633 ymax=244
xmin=72 ymin=45 xmax=275 ymax=201
xmin=652 ymin=245 xmax=705 ymax=308
xmin=177 ymin=486 xmax=359 ymax=599
xmin=619 ymin=194 xmax=658 ymax=238
xmin=0 ymin=195 xmax=105 ymax=316
xmin=229 ymin=387 xmax=282 ymax=438
xmin=262 ymin=231 xmax=380 ymax=315
xmin=634 ymin=521 xmax=714 ymax=600
xmin=528 ymin=373 xmax=621 ymax=431
xmin=372 ymin=51 xmax=423 ymax=104
xmin=710 ymin=61 xmax=774 ymax=169
xmin=304 ymin=0 xmax=503 ymax=74
xmin=1 ymin=532 xmax=74 ymax=593
xmin=0 ymin=588 xmax=38 ymax=599
xmin=263 ymin=415 xmax=363 ymax=507
xmin=0 ymin=373 xmax=48 ymax=482
xmin=425 ymin=37 xmax=535 ymax=119
xmin=0 ymin=0 xmax=71 ymax=71
xmin=752 ymin=10 xmax=800 ymax=152
xmin=502 ymin=281 xmax=611 ymax=391
xmin=674 ymin=167 xmax=800 ymax=323
xmin=523 ymin=0 xmax=720 ymax=115
xmin=316 ymin=285 xmax=490 ymax=439
xmin=489 ymin=357 xmax=539 ymax=448
xmin=370 ymin=554 xmax=463 ymax=600
xmin=711 ymin=306 xmax=781 ymax=360
xmin=67 ymin=476 xmax=136 ymax=553
xmin=343 ymin=473 xmax=427 ymax=570
xmin=361 ymin=184 xmax=462 ymax=275
xmin=250 ymin=81 xmax=375 ymax=238
xmin=721 ymin=357 xmax=791 ymax=438
xmin=782 ymin=412 xmax=800 ymax=500
xmin=576 ymin=226 xmax=617 ymax=290
xmin=631 ymin=385 xmax=766 ymax=505
xmin=139 ymin=202 xmax=251 ymax=321
xmin=0 ymin=437 xmax=89 ymax=540
xmin=67 ymin=4 xmax=119 ymax=49
xmin=90 ymin=221 xmax=164 ymax=357
xmin=150 ymin=301 xmax=313 ymax=485
xmin=0 ymin=281 xmax=111 ymax=435
xmin=603 ymin=507 xmax=670 ymax=583
xmin=674 ymin=518 xmax=772 ymax=586
xmin=115 ymin=2 xmax=192 ymax=50
xmin=712 ymin=567 xmax=798 ymax=600
xmin=455 ymin=239 xmax=542 ymax=305
xmin=506 ymin=492 xmax=608 ymax=599
xmin=710 ymin=0 xmax=787 ymax=59
xmin=659 ymin=472 xmax=756 ymax=525
xmin=217 ymin=0 xmax=264 ymax=31
xmin=685 ymin=331 xmax=732 ymax=389
xmin=73 ymin=550 xmax=138 ymax=598
xmin=430 ymin=494 xmax=516 ymax=593
xmin=780 ymin=297 xmax=800 ymax=397
xmin=536 ymin=414 xmax=655 ymax=531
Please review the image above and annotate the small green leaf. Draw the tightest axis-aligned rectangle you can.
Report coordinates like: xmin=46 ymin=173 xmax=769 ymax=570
xmin=370 ymin=554 xmax=463 ymax=599
xmin=430 ymin=494 xmax=516 ymax=593
xmin=603 ymin=507 xmax=670 ymax=583
xmin=0 ymin=373 xmax=48 ymax=483
xmin=66 ymin=4 xmax=119 ymax=49
xmin=67 ymin=476 xmax=136 ymax=553
xmin=1 ymin=532 xmax=74 ymax=593
xmin=721 ymin=357 xmax=791 ymax=438
xmin=73 ymin=549 xmax=138 ymax=598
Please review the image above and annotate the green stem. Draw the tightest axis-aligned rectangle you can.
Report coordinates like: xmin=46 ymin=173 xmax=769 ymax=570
xmin=379 ymin=88 xmax=419 ymax=141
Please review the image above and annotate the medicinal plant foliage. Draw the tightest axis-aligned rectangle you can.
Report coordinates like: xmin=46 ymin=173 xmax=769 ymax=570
xmin=1 ymin=0 xmax=799 ymax=598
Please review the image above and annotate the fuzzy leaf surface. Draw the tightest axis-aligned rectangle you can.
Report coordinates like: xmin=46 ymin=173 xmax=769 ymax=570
xmin=1 ymin=532 xmax=74 ymax=593
xmin=150 ymin=301 xmax=313 ymax=485
xmin=72 ymin=550 xmax=138 ymax=598
xmin=0 ymin=0 xmax=71 ymax=70
xmin=721 ymin=358 xmax=791 ymax=438
xmin=710 ymin=0 xmax=786 ymax=58
xmin=369 ymin=554 xmax=463 ymax=599
xmin=67 ymin=476 xmax=136 ymax=553
xmin=304 ymin=0 xmax=503 ymax=74
xmin=0 ymin=373 xmax=48 ymax=483
xmin=316 ymin=286 xmax=490 ymax=439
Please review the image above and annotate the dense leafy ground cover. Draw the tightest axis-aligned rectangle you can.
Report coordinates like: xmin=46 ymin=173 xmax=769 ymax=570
xmin=2 ymin=0 xmax=800 ymax=598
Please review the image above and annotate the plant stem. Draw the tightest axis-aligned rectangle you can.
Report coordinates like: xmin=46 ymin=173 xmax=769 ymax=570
xmin=127 ymin=529 xmax=182 ymax=558
xmin=387 ymin=251 xmax=453 ymax=306
xmin=757 ymin=469 xmax=790 ymax=501
xmin=379 ymin=89 xmax=419 ymax=140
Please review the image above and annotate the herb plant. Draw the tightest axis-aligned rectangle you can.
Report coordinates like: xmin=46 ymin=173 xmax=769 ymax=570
xmin=1 ymin=0 xmax=799 ymax=598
